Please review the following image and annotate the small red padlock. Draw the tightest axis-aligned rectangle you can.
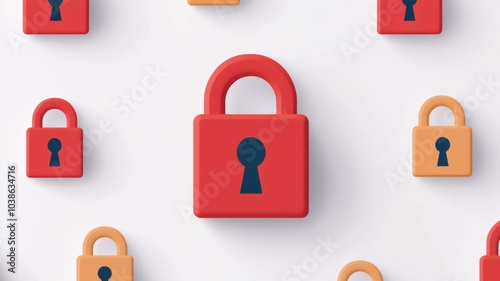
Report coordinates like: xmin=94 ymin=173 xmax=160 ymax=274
xmin=481 ymin=221 xmax=500 ymax=281
xmin=194 ymin=54 xmax=309 ymax=218
xmin=378 ymin=0 xmax=442 ymax=34
xmin=27 ymin=98 xmax=83 ymax=178
xmin=23 ymin=0 xmax=89 ymax=34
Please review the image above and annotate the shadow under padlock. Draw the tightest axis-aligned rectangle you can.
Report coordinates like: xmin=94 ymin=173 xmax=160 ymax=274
xmin=48 ymin=0 xmax=63 ymax=21
xmin=237 ymin=137 xmax=266 ymax=194
xmin=435 ymin=137 xmax=450 ymax=167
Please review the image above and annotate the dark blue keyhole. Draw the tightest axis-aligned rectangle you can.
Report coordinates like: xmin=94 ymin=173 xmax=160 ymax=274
xmin=237 ymin=137 xmax=266 ymax=194
xmin=98 ymin=266 xmax=112 ymax=281
xmin=402 ymin=0 xmax=417 ymax=21
xmin=47 ymin=138 xmax=62 ymax=167
xmin=48 ymin=0 xmax=63 ymax=21
xmin=435 ymin=137 xmax=450 ymax=167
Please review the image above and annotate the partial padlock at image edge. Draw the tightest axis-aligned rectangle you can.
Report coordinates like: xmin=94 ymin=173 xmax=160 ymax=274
xmin=338 ymin=260 xmax=384 ymax=281
xmin=77 ymin=226 xmax=134 ymax=281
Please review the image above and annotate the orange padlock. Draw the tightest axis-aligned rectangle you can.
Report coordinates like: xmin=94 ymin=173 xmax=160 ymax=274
xmin=412 ymin=95 xmax=472 ymax=177
xmin=26 ymin=98 xmax=83 ymax=178
xmin=77 ymin=227 xmax=134 ymax=281
xmin=338 ymin=260 xmax=383 ymax=281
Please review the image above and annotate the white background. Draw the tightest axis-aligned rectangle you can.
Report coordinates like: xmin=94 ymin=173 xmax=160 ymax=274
xmin=1 ymin=0 xmax=500 ymax=280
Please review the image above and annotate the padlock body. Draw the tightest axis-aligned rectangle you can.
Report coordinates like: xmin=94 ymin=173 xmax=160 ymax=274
xmin=23 ymin=0 xmax=89 ymax=34
xmin=27 ymin=127 xmax=83 ymax=178
xmin=194 ymin=114 xmax=308 ymax=218
xmin=412 ymin=126 xmax=472 ymax=176
xmin=481 ymin=256 xmax=500 ymax=281
xmin=377 ymin=0 xmax=442 ymax=34
xmin=77 ymin=256 xmax=134 ymax=281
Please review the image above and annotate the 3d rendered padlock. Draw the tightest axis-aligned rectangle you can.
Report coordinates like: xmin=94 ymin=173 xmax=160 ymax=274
xmin=412 ymin=95 xmax=472 ymax=177
xmin=377 ymin=0 xmax=442 ymax=34
xmin=27 ymin=98 xmax=83 ymax=178
xmin=338 ymin=260 xmax=383 ymax=281
xmin=77 ymin=227 xmax=134 ymax=281
xmin=23 ymin=0 xmax=89 ymax=34
xmin=480 ymin=221 xmax=500 ymax=281
xmin=193 ymin=54 xmax=309 ymax=218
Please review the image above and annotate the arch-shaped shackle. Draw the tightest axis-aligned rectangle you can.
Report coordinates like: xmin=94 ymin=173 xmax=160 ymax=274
xmin=204 ymin=54 xmax=297 ymax=115
xmin=338 ymin=260 xmax=383 ymax=281
xmin=82 ymin=226 xmax=128 ymax=256
xmin=32 ymin=98 xmax=78 ymax=128
xmin=418 ymin=95 xmax=465 ymax=127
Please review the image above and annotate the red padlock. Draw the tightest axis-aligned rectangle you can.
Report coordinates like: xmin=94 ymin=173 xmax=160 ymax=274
xmin=481 ymin=221 xmax=500 ymax=281
xmin=23 ymin=0 xmax=89 ymax=34
xmin=193 ymin=54 xmax=309 ymax=218
xmin=378 ymin=0 xmax=442 ymax=34
xmin=27 ymin=98 xmax=83 ymax=178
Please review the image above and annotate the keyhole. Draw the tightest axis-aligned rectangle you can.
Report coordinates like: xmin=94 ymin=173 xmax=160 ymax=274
xmin=237 ymin=137 xmax=266 ymax=194
xmin=47 ymin=138 xmax=62 ymax=167
xmin=402 ymin=0 xmax=417 ymax=21
xmin=98 ymin=266 xmax=112 ymax=281
xmin=435 ymin=137 xmax=450 ymax=167
xmin=48 ymin=0 xmax=63 ymax=21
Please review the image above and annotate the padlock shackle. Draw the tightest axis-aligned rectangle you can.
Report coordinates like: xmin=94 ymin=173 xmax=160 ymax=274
xmin=418 ymin=95 xmax=466 ymax=127
xmin=32 ymin=98 xmax=78 ymax=128
xmin=82 ymin=227 xmax=128 ymax=256
xmin=338 ymin=260 xmax=383 ymax=281
xmin=204 ymin=54 xmax=297 ymax=115
xmin=486 ymin=221 xmax=500 ymax=256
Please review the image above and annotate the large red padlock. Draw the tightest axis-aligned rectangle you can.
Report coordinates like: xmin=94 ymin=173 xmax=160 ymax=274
xmin=193 ymin=54 xmax=309 ymax=218
xmin=27 ymin=98 xmax=83 ymax=178
xmin=481 ymin=221 xmax=500 ymax=281
xmin=378 ymin=0 xmax=442 ymax=34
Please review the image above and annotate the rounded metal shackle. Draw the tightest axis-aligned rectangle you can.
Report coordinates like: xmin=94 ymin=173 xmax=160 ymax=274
xmin=204 ymin=54 xmax=297 ymax=115
xmin=82 ymin=226 xmax=128 ymax=256
xmin=338 ymin=260 xmax=383 ymax=281
xmin=487 ymin=221 xmax=500 ymax=256
xmin=32 ymin=98 xmax=78 ymax=128
xmin=418 ymin=95 xmax=465 ymax=127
